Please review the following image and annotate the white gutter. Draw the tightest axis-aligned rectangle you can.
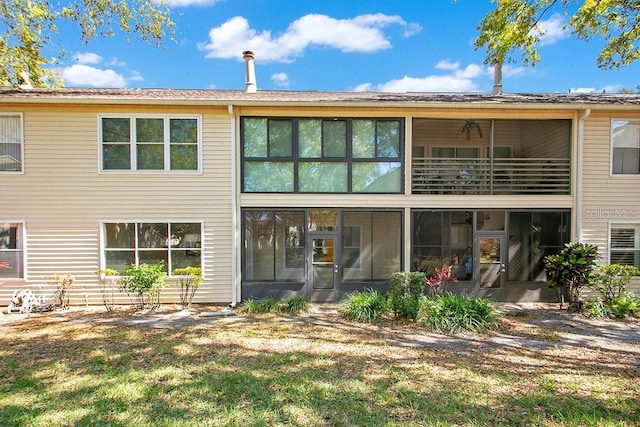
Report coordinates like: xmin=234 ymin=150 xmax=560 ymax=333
xmin=228 ymin=104 xmax=239 ymax=307
xmin=576 ymin=108 xmax=591 ymax=242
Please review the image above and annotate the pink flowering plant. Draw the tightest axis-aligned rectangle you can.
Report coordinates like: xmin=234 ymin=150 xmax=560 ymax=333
xmin=426 ymin=264 xmax=458 ymax=295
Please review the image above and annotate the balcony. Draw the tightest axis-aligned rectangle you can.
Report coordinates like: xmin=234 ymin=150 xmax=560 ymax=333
xmin=412 ymin=157 xmax=570 ymax=195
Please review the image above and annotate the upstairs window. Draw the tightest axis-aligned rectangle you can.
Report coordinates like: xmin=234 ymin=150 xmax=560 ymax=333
xmin=242 ymin=117 xmax=403 ymax=193
xmin=612 ymin=120 xmax=640 ymax=174
xmin=0 ymin=114 xmax=23 ymax=172
xmin=100 ymin=116 xmax=200 ymax=172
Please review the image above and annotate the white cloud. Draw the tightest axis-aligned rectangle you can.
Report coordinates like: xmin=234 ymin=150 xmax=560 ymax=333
xmin=533 ymin=13 xmax=569 ymax=46
xmin=502 ymin=64 xmax=536 ymax=78
xmin=106 ymin=57 xmax=127 ymax=67
xmin=271 ymin=72 xmax=290 ymax=87
xmin=162 ymin=0 xmax=218 ymax=6
xmin=73 ymin=52 xmax=103 ymax=65
xmin=375 ymin=75 xmax=479 ymax=92
xmin=63 ymin=64 xmax=127 ymax=88
xmin=353 ymin=83 xmax=373 ymax=92
xmin=199 ymin=13 xmax=421 ymax=63
xmin=355 ymin=61 xmax=502 ymax=92
xmin=570 ymin=85 xmax=620 ymax=94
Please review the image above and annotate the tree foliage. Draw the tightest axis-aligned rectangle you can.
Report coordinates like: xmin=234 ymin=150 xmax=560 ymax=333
xmin=0 ymin=0 xmax=175 ymax=88
xmin=475 ymin=0 xmax=639 ymax=69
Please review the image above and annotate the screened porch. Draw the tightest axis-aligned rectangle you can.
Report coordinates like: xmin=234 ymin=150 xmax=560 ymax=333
xmin=412 ymin=119 xmax=571 ymax=195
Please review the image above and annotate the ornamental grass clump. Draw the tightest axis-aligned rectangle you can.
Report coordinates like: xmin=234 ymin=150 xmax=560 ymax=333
xmin=417 ymin=293 xmax=498 ymax=334
xmin=341 ymin=289 xmax=390 ymax=323
xmin=279 ymin=295 xmax=310 ymax=314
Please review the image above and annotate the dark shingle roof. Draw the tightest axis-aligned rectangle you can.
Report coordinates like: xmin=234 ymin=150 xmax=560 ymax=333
xmin=1 ymin=87 xmax=639 ymax=108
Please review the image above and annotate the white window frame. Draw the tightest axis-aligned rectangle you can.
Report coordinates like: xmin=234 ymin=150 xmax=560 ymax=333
xmin=0 ymin=221 xmax=27 ymax=280
xmin=610 ymin=119 xmax=640 ymax=176
xmin=0 ymin=113 xmax=24 ymax=173
xmin=100 ymin=220 xmax=204 ymax=277
xmin=608 ymin=222 xmax=640 ymax=266
xmin=98 ymin=114 xmax=203 ymax=173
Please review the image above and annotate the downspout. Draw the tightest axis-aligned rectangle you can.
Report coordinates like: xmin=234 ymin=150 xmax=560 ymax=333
xmin=576 ymin=108 xmax=591 ymax=242
xmin=228 ymin=104 xmax=239 ymax=307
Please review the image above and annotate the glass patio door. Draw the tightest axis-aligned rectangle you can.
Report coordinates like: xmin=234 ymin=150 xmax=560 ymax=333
xmin=477 ymin=234 xmax=506 ymax=289
xmin=307 ymin=233 xmax=340 ymax=300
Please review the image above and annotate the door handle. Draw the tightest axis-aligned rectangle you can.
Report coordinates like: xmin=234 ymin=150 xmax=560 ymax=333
xmin=334 ymin=264 xmax=339 ymax=273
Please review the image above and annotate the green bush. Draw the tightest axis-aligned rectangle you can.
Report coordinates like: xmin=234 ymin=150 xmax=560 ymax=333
xmin=279 ymin=295 xmax=310 ymax=314
xmin=544 ymin=242 xmax=599 ymax=311
xmin=584 ymin=299 xmax=609 ymax=318
xmin=120 ymin=262 xmax=167 ymax=309
xmin=388 ymin=271 xmax=426 ymax=320
xmin=588 ymin=264 xmax=639 ymax=306
xmin=341 ymin=289 xmax=390 ymax=323
xmin=172 ymin=266 xmax=202 ymax=308
xmin=417 ymin=294 xmax=498 ymax=333
xmin=610 ymin=294 xmax=639 ymax=318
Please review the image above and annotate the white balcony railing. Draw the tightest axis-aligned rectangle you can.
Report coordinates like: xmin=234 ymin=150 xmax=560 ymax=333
xmin=412 ymin=157 xmax=570 ymax=195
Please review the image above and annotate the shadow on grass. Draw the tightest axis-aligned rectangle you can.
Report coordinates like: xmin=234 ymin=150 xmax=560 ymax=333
xmin=0 ymin=310 xmax=638 ymax=426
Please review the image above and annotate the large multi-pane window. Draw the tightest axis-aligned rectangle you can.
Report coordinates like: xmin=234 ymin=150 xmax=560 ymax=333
xmin=0 ymin=114 xmax=23 ymax=172
xmin=610 ymin=224 xmax=640 ymax=266
xmin=0 ymin=222 xmax=24 ymax=279
xmin=100 ymin=116 xmax=200 ymax=171
xmin=102 ymin=222 xmax=202 ymax=274
xmin=612 ymin=119 xmax=640 ymax=174
xmin=242 ymin=117 xmax=403 ymax=193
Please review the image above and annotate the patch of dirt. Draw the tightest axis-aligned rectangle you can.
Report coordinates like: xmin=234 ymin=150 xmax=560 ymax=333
xmin=2 ymin=302 xmax=639 ymax=356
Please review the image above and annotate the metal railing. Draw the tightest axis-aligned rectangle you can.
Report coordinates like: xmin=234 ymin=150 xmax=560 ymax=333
xmin=412 ymin=157 xmax=570 ymax=195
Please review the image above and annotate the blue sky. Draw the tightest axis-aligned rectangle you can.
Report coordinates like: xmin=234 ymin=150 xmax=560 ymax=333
xmin=53 ymin=0 xmax=640 ymax=94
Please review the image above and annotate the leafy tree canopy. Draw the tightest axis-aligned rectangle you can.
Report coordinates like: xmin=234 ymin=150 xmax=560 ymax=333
xmin=0 ymin=0 xmax=175 ymax=88
xmin=474 ymin=0 xmax=639 ymax=69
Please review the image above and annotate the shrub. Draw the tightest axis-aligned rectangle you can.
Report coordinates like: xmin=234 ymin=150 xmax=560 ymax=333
xmin=279 ymin=295 xmax=310 ymax=314
xmin=417 ymin=293 xmax=498 ymax=333
xmin=96 ymin=268 xmax=119 ymax=312
xmin=341 ymin=289 xmax=390 ymax=323
xmin=120 ymin=262 xmax=167 ymax=310
xmin=610 ymin=294 xmax=639 ymax=318
xmin=584 ymin=299 xmax=609 ymax=318
xmin=544 ymin=242 xmax=599 ymax=310
xmin=172 ymin=266 xmax=202 ymax=308
xmin=426 ymin=264 xmax=458 ymax=295
xmin=240 ymin=298 xmax=280 ymax=314
xmin=388 ymin=271 xmax=426 ymax=320
xmin=588 ymin=264 xmax=639 ymax=307
xmin=45 ymin=273 xmax=75 ymax=310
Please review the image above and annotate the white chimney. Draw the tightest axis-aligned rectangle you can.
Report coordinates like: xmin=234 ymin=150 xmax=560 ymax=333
xmin=492 ymin=61 xmax=503 ymax=95
xmin=243 ymin=51 xmax=257 ymax=93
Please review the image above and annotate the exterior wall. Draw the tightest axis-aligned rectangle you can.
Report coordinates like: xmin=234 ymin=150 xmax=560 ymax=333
xmin=1 ymin=104 xmax=234 ymax=306
xmin=581 ymin=111 xmax=640 ymax=260
xmin=581 ymin=110 xmax=640 ymax=296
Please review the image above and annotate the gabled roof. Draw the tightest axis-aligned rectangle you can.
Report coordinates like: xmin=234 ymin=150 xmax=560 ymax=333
xmin=1 ymin=87 xmax=639 ymax=109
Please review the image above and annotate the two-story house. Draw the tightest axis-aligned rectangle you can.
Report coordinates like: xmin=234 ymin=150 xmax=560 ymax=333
xmin=1 ymin=83 xmax=639 ymax=306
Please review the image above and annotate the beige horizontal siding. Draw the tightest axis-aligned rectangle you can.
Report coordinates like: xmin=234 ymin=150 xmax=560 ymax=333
xmin=1 ymin=104 xmax=234 ymax=306
xmin=581 ymin=111 xmax=640 ymax=263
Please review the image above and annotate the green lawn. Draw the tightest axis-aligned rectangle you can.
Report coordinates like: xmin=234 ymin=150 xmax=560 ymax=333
xmin=0 ymin=307 xmax=638 ymax=426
